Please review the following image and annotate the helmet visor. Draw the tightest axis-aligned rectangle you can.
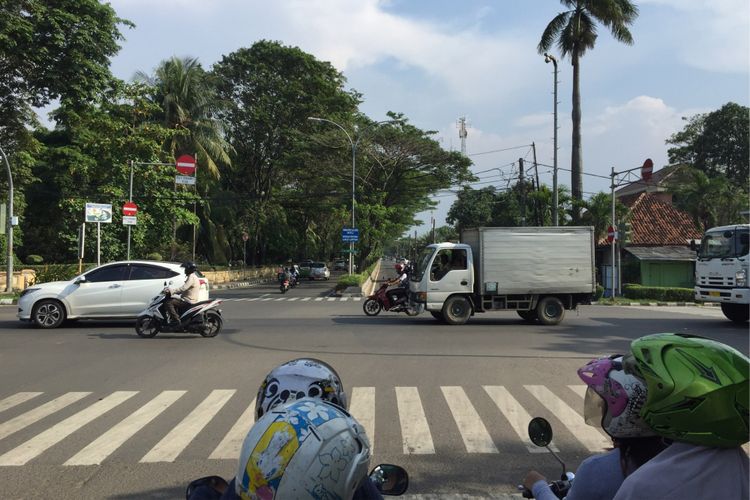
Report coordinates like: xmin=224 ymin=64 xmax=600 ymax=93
xmin=583 ymin=385 xmax=607 ymax=427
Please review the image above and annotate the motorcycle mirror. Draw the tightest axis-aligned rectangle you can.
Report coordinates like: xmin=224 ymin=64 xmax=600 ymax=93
xmin=528 ymin=417 xmax=553 ymax=447
xmin=370 ymin=464 xmax=409 ymax=496
xmin=185 ymin=475 xmax=229 ymax=499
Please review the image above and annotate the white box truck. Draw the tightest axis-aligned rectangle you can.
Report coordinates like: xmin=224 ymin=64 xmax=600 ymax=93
xmin=693 ymin=224 xmax=749 ymax=323
xmin=409 ymin=226 xmax=596 ymax=325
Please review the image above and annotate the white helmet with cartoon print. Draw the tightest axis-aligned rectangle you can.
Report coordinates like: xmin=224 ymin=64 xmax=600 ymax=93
xmin=255 ymin=358 xmax=347 ymax=420
xmin=235 ymin=398 xmax=371 ymax=500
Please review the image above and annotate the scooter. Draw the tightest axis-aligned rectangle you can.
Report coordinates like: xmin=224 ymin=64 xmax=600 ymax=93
xmin=185 ymin=464 xmax=408 ymax=499
xmin=363 ymin=283 xmax=421 ymax=317
xmin=135 ymin=289 xmax=223 ymax=338
xmin=518 ymin=417 xmax=575 ymax=499
xmin=278 ymin=273 xmax=290 ymax=294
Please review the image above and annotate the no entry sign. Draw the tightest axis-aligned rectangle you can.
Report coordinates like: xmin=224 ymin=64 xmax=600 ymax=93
xmin=607 ymin=226 xmax=617 ymax=243
xmin=123 ymin=202 xmax=137 ymax=217
xmin=175 ymin=154 xmax=196 ymax=176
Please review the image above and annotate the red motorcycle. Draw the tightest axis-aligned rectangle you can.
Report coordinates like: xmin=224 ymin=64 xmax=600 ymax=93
xmin=363 ymin=283 xmax=420 ymax=316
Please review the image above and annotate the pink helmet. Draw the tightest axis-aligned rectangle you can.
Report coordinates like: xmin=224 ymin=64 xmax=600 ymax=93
xmin=577 ymin=355 xmax=655 ymax=439
xmin=394 ymin=264 xmax=404 ymax=273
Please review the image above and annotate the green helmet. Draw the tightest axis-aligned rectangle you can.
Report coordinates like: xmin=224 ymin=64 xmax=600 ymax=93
xmin=626 ymin=333 xmax=749 ymax=448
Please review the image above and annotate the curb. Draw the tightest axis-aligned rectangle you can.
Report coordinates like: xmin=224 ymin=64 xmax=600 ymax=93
xmin=0 ymin=298 xmax=16 ymax=305
xmin=592 ymin=301 xmax=720 ymax=307
xmin=211 ymin=278 xmax=274 ymax=290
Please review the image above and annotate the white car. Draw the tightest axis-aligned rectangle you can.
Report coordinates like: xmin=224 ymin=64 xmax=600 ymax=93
xmin=18 ymin=261 xmax=210 ymax=328
xmin=309 ymin=262 xmax=330 ymax=280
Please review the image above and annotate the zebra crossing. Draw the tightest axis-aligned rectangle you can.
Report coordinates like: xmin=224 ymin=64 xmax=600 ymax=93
xmin=217 ymin=296 xmax=362 ymax=302
xmin=0 ymin=385 xmax=608 ymax=467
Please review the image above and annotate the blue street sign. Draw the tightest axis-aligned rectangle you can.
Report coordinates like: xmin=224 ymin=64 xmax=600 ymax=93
xmin=342 ymin=228 xmax=359 ymax=242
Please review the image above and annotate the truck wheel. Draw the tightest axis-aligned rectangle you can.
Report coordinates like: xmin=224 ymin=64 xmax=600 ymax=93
xmin=517 ymin=310 xmax=538 ymax=323
xmin=443 ymin=296 xmax=471 ymax=325
xmin=721 ymin=303 xmax=749 ymax=323
xmin=536 ymin=297 xmax=565 ymax=325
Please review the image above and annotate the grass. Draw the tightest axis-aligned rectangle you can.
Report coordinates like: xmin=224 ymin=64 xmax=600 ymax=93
xmin=595 ymin=296 xmax=696 ymax=305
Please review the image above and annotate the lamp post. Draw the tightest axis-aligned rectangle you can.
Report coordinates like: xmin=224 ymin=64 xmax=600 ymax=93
xmin=307 ymin=117 xmax=396 ymax=275
xmin=0 ymin=146 xmax=13 ymax=292
xmin=544 ymin=53 xmax=559 ymax=226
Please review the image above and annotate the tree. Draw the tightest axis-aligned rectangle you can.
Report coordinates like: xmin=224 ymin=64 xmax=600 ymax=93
xmin=538 ymin=0 xmax=638 ymax=223
xmin=666 ymin=102 xmax=749 ymax=188
xmin=665 ymin=166 xmax=747 ymax=231
xmin=581 ymin=192 xmax=628 ymax=242
xmin=135 ymin=57 xmax=231 ymax=179
xmin=0 ymin=0 xmax=129 ymax=143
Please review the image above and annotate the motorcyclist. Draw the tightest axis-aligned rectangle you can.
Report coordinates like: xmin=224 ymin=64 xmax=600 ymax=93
xmin=385 ymin=263 xmax=409 ymax=307
xmin=165 ymin=261 xmax=201 ymax=325
xmin=614 ymin=333 xmax=749 ymax=500
xmin=187 ymin=359 xmax=384 ymax=500
xmin=288 ymin=265 xmax=300 ymax=286
xmin=523 ymin=354 xmax=666 ymax=500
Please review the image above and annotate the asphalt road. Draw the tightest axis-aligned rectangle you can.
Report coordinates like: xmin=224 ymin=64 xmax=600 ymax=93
xmin=0 ymin=271 xmax=746 ymax=499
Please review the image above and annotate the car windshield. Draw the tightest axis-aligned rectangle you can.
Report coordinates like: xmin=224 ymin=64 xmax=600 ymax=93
xmin=312 ymin=262 xmax=326 ymax=268
xmin=411 ymin=247 xmax=436 ymax=281
xmin=700 ymin=228 xmax=749 ymax=259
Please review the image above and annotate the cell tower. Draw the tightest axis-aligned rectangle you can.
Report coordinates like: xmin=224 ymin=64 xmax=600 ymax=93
xmin=457 ymin=116 xmax=468 ymax=155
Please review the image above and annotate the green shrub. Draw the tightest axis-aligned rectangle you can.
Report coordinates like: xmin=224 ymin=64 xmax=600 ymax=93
xmin=623 ymin=284 xmax=694 ymax=302
xmin=25 ymin=254 xmax=44 ymax=265
xmin=594 ymin=285 xmax=604 ymax=300
xmin=31 ymin=264 xmax=81 ymax=284
xmin=145 ymin=252 xmax=163 ymax=261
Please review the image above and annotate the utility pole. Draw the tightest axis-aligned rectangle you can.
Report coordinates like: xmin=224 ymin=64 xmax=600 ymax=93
xmin=532 ymin=142 xmax=540 ymax=226
xmin=518 ymin=158 xmax=526 ymax=227
xmin=544 ymin=53 xmax=559 ymax=226
xmin=457 ymin=117 xmax=468 ymax=155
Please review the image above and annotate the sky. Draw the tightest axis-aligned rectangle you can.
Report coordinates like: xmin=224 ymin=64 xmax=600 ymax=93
xmin=101 ymin=0 xmax=749 ymax=233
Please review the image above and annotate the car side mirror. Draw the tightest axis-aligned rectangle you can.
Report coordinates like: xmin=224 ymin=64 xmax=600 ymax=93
xmin=370 ymin=464 xmax=409 ymax=496
xmin=74 ymin=276 xmax=87 ymax=285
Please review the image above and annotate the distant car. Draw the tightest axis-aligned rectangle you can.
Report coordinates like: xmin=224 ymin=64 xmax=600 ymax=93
xmin=309 ymin=262 xmax=330 ymax=280
xmin=298 ymin=260 xmax=313 ymax=277
xmin=334 ymin=259 xmax=347 ymax=271
xmin=17 ymin=261 xmax=210 ymax=329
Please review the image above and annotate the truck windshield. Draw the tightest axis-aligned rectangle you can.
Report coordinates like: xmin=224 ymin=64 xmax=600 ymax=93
xmin=700 ymin=228 xmax=749 ymax=259
xmin=411 ymin=247 xmax=435 ymax=282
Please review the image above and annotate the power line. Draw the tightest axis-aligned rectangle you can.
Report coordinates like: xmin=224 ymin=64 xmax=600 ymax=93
xmin=468 ymin=144 xmax=532 ymax=157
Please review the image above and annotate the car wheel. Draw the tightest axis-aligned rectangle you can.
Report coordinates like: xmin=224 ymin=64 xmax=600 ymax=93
xmin=200 ymin=312 xmax=223 ymax=337
xmin=135 ymin=316 xmax=160 ymax=338
xmin=442 ymin=296 xmax=471 ymax=325
xmin=32 ymin=299 xmax=66 ymax=329
xmin=536 ymin=296 xmax=565 ymax=325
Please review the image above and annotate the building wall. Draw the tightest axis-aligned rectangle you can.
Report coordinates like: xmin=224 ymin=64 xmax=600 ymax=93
xmin=640 ymin=261 xmax=695 ymax=288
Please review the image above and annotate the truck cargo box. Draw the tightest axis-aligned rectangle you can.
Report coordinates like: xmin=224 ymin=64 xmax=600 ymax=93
xmin=461 ymin=227 xmax=595 ymax=295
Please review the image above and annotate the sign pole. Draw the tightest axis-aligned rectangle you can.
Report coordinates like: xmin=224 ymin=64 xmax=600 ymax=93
xmin=78 ymin=223 xmax=85 ymax=274
xmin=610 ymin=167 xmax=616 ymax=298
xmin=97 ymin=222 xmax=101 ymax=267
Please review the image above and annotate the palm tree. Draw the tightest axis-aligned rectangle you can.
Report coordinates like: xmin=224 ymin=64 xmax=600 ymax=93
xmin=136 ymin=56 xmax=230 ymax=178
xmin=667 ymin=167 xmax=739 ymax=231
xmin=538 ymin=0 xmax=638 ymax=223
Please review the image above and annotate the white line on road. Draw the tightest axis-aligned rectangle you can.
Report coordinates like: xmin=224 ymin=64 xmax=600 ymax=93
xmin=482 ymin=386 xmax=555 ymax=453
xmin=287 ymin=297 xmax=299 ymax=301
xmin=0 ymin=391 xmax=137 ymax=466
xmin=209 ymin=398 xmax=256 ymax=460
xmin=140 ymin=389 xmax=235 ymax=463
xmin=0 ymin=392 xmax=43 ymax=414
xmin=441 ymin=387 xmax=497 ymax=453
xmin=327 ymin=297 xmax=336 ymax=302
xmin=315 ymin=298 xmax=324 ymax=302
xmin=64 ymin=391 xmax=186 ymax=465
xmin=395 ymin=387 xmax=435 ymax=454
xmin=261 ymin=298 xmax=274 ymax=301
xmin=274 ymin=297 xmax=286 ymax=301
xmin=525 ymin=385 xmax=610 ymax=451
xmin=353 ymin=297 xmax=361 ymax=301
xmin=247 ymin=298 xmax=259 ymax=301
xmin=349 ymin=387 xmax=375 ymax=453
xmin=340 ymin=297 xmax=349 ymax=302
xmin=301 ymin=297 xmax=311 ymax=301
xmin=0 ymin=392 xmax=91 ymax=441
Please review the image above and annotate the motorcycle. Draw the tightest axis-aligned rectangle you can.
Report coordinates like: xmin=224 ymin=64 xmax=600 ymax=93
xmin=278 ymin=272 xmax=290 ymax=294
xmin=185 ymin=464 xmax=408 ymax=499
xmin=518 ymin=417 xmax=575 ymax=499
xmin=363 ymin=282 xmax=421 ymax=317
xmin=135 ymin=289 xmax=223 ymax=338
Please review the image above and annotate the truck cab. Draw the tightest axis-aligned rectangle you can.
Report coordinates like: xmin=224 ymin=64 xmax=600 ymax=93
xmin=694 ymin=224 xmax=749 ymax=323
xmin=410 ymin=243 xmax=474 ymax=312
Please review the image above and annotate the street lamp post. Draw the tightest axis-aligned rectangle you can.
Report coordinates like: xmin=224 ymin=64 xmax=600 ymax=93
xmin=0 ymin=146 xmax=13 ymax=292
xmin=544 ymin=53 xmax=559 ymax=226
xmin=308 ymin=117 xmax=396 ymax=275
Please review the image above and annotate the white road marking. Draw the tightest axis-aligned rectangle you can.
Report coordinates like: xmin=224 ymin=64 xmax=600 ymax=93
xmin=396 ymin=387 xmax=435 ymax=454
xmin=301 ymin=297 xmax=311 ymax=301
xmin=353 ymin=297 xmax=361 ymax=301
xmin=287 ymin=297 xmax=299 ymax=301
xmin=0 ymin=392 xmax=43 ymax=414
xmin=0 ymin=391 xmax=137 ymax=466
xmin=483 ymin=386 xmax=556 ymax=453
xmin=209 ymin=398 xmax=256 ymax=460
xmin=315 ymin=298 xmax=324 ymax=302
xmin=64 ymin=391 xmax=186 ymax=465
xmin=441 ymin=387 xmax=497 ymax=453
xmin=0 ymin=392 xmax=91 ymax=441
xmin=568 ymin=385 xmax=587 ymax=398
xmin=261 ymin=298 xmax=274 ymax=301
xmin=140 ymin=389 xmax=235 ymax=463
xmin=327 ymin=297 xmax=336 ymax=301
xmin=525 ymin=385 xmax=610 ymax=451
xmin=349 ymin=387 xmax=375 ymax=453
xmin=274 ymin=297 xmax=286 ymax=301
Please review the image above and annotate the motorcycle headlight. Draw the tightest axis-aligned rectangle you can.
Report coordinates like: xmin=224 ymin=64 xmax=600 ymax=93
xmin=736 ymin=269 xmax=747 ymax=287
